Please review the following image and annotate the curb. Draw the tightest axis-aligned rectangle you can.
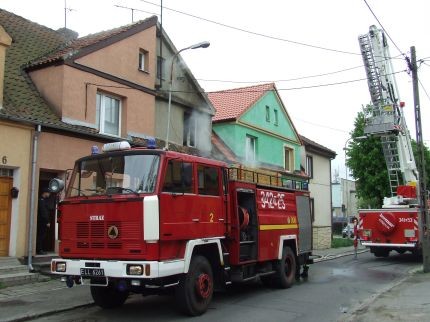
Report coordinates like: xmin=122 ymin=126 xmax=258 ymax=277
xmin=3 ymin=302 xmax=95 ymax=322
xmin=314 ymin=248 xmax=369 ymax=263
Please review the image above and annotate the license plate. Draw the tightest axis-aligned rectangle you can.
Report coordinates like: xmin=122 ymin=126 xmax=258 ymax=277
xmin=80 ymin=268 xmax=105 ymax=277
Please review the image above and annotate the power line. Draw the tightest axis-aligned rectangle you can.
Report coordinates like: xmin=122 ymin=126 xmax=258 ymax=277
xmin=165 ymin=70 xmax=406 ymax=94
xmin=418 ymin=78 xmax=430 ymax=103
xmin=139 ymin=0 xmax=361 ymax=56
xmin=293 ymin=118 xmax=349 ymax=134
xmin=114 ymin=4 xmax=159 ymax=22
xmin=196 ymin=55 xmax=405 ymax=85
xmin=362 ymin=0 xmax=405 ymax=58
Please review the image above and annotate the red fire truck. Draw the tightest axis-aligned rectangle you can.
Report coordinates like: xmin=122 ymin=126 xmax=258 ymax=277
xmin=50 ymin=141 xmax=313 ymax=316
xmin=356 ymin=26 xmax=423 ymax=257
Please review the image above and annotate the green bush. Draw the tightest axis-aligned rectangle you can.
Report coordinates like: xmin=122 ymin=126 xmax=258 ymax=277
xmin=331 ymin=238 xmax=354 ymax=248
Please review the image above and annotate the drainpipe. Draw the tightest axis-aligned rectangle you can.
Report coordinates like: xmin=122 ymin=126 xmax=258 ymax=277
xmin=27 ymin=124 xmax=41 ymax=272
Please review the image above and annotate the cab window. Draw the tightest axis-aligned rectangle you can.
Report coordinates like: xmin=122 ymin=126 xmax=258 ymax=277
xmin=197 ymin=165 xmax=220 ymax=196
xmin=162 ymin=160 xmax=193 ymax=193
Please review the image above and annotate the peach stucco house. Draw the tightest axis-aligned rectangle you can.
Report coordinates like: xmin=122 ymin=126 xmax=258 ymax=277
xmin=0 ymin=9 xmax=214 ymax=257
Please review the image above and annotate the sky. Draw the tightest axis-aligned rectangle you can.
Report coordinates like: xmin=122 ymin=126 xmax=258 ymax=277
xmin=2 ymin=0 xmax=430 ymax=180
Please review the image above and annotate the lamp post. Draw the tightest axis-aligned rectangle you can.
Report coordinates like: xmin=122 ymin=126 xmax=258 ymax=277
xmin=343 ymin=135 xmax=368 ymax=180
xmin=343 ymin=135 xmax=367 ymax=219
xmin=165 ymin=41 xmax=210 ymax=150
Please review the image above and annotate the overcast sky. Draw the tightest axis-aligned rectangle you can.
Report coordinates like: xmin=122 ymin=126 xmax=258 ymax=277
xmin=2 ymin=0 xmax=430 ymax=179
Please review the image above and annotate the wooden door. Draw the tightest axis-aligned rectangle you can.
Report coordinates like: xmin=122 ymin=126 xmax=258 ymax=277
xmin=0 ymin=177 xmax=13 ymax=256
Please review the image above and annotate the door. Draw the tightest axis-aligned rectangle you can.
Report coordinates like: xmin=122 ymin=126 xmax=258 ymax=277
xmin=0 ymin=177 xmax=13 ymax=256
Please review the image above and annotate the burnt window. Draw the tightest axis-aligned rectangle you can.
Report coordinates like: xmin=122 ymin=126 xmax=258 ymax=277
xmin=183 ymin=112 xmax=197 ymax=147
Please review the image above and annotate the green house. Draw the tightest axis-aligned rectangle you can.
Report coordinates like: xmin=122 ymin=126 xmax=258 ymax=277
xmin=209 ymin=83 xmax=304 ymax=176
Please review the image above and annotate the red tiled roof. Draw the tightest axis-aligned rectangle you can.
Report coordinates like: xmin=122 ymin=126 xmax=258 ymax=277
xmin=208 ymin=83 xmax=275 ymax=122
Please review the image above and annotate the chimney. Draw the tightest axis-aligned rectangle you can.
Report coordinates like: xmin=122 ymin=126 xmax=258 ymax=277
xmin=0 ymin=25 xmax=12 ymax=109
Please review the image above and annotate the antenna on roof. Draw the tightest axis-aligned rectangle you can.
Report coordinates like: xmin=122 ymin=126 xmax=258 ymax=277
xmin=64 ymin=0 xmax=74 ymax=29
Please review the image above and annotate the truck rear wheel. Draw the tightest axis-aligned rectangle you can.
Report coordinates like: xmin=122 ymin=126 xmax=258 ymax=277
xmin=91 ymin=284 xmax=128 ymax=309
xmin=273 ymin=246 xmax=296 ymax=288
xmin=373 ymin=248 xmax=390 ymax=258
xmin=175 ymin=255 xmax=214 ymax=316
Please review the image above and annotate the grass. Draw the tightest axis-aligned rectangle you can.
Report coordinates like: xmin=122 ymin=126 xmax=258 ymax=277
xmin=0 ymin=282 xmax=6 ymax=290
xmin=331 ymin=237 xmax=354 ymax=248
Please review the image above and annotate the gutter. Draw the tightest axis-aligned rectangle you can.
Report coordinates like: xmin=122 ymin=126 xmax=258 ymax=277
xmin=27 ymin=124 xmax=41 ymax=272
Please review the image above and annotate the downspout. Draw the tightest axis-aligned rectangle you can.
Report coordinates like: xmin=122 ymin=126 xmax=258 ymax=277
xmin=27 ymin=124 xmax=41 ymax=272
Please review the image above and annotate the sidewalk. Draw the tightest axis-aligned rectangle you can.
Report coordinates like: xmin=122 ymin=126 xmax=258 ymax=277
xmin=0 ymin=246 xmax=426 ymax=322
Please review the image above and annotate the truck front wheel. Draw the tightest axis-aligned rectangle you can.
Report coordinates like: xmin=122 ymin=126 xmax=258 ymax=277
xmin=91 ymin=284 xmax=128 ymax=309
xmin=175 ymin=255 xmax=214 ymax=316
xmin=274 ymin=246 xmax=296 ymax=288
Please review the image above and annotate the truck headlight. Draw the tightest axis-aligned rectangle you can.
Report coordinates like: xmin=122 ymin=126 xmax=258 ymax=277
xmin=127 ymin=264 xmax=143 ymax=275
xmin=53 ymin=261 xmax=66 ymax=272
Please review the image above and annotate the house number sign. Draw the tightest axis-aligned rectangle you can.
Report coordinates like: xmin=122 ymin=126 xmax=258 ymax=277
xmin=1 ymin=156 xmax=7 ymax=165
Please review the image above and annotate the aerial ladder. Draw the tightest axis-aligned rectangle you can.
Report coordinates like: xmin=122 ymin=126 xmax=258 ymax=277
xmin=358 ymin=25 xmax=418 ymax=205
xmin=356 ymin=26 xmax=422 ymax=258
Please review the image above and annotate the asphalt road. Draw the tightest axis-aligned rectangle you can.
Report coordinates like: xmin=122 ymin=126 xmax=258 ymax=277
xmin=31 ymin=252 xmax=420 ymax=322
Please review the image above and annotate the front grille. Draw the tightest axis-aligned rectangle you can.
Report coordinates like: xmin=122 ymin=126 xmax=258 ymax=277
xmin=75 ymin=221 xmax=139 ymax=250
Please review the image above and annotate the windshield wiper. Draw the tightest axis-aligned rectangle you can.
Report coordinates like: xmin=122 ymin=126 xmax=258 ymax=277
xmin=106 ymin=186 xmax=140 ymax=196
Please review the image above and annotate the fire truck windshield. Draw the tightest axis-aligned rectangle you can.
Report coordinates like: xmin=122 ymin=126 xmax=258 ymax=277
xmin=67 ymin=154 xmax=160 ymax=197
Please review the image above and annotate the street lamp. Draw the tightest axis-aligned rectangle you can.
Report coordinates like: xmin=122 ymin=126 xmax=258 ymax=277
xmin=343 ymin=135 xmax=367 ymax=180
xmin=165 ymin=41 xmax=210 ymax=150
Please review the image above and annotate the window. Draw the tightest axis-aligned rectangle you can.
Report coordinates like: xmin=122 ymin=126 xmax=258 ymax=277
xmin=96 ymin=93 xmax=121 ymax=136
xmin=67 ymin=154 xmax=160 ymax=197
xmin=157 ymin=56 xmax=165 ymax=80
xmin=265 ymin=105 xmax=270 ymax=122
xmin=306 ymin=155 xmax=313 ymax=178
xmin=284 ymin=147 xmax=294 ymax=171
xmin=198 ymin=165 xmax=220 ymax=196
xmin=245 ymin=135 xmax=257 ymax=162
xmin=162 ymin=160 xmax=193 ymax=193
xmin=274 ymin=109 xmax=279 ymax=125
xmin=138 ymin=49 xmax=149 ymax=72
xmin=183 ymin=112 xmax=197 ymax=147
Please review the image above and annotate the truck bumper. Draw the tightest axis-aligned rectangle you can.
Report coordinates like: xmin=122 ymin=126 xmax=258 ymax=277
xmin=361 ymin=242 xmax=416 ymax=248
xmin=51 ymin=258 xmax=185 ymax=279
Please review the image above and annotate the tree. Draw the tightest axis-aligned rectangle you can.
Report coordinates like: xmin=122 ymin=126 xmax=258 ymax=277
xmin=346 ymin=110 xmax=389 ymax=208
xmin=347 ymin=108 xmax=430 ymax=208
xmin=411 ymin=140 xmax=430 ymax=189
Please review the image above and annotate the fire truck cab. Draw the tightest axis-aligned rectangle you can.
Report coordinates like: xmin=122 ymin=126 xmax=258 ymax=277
xmin=50 ymin=141 xmax=313 ymax=316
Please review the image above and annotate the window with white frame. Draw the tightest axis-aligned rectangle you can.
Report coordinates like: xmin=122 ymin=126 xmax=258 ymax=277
xmin=284 ymin=146 xmax=294 ymax=171
xmin=138 ymin=49 xmax=149 ymax=72
xmin=183 ymin=112 xmax=197 ymax=147
xmin=245 ymin=135 xmax=257 ymax=162
xmin=96 ymin=92 xmax=121 ymax=136
xmin=306 ymin=155 xmax=313 ymax=178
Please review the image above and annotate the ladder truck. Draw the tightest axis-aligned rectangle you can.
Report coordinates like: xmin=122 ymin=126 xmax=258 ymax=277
xmin=356 ymin=25 xmax=422 ymax=257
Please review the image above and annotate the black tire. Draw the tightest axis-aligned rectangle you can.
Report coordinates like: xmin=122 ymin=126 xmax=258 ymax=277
xmin=273 ymin=247 xmax=296 ymax=289
xmin=175 ymin=256 xmax=214 ymax=316
xmin=373 ymin=248 xmax=390 ymax=258
xmin=91 ymin=284 xmax=128 ymax=309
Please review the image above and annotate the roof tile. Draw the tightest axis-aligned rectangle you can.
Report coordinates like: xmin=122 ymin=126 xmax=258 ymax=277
xmin=208 ymin=83 xmax=275 ymax=122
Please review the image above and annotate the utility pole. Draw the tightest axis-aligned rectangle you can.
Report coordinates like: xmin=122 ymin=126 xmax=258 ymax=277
xmin=409 ymin=46 xmax=430 ymax=272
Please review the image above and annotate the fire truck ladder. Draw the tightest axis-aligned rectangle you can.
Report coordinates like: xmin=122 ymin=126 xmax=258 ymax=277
xmin=380 ymin=134 xmax=401 ymax=196
xmin=358 ymin=33 xmax=383 ymax=106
